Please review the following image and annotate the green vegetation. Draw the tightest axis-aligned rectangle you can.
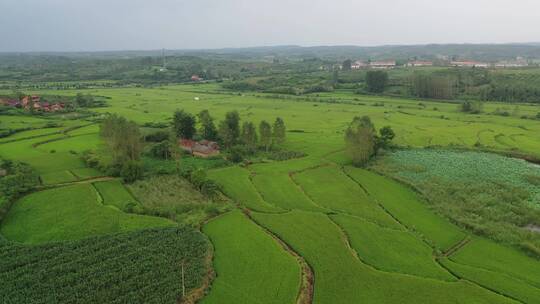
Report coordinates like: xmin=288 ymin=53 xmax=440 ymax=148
xmin=202 ymin=210 xmax=301 ymax=304
xmin=331 ymin=214 xmax=454 ymax=281
xmin=0 ymin=227 xmax=209 ymax=304
xmin=93 ymin=179 xmax=137 ymax=210
xmin=253 ymin=211 xmax=510 ymax=304
xmin=344 ymin=167 xmax=465 ymax=250
xmin=0 ymin=159 xmax=39 ymax=222
xmin=293 ymin=165 xmax=398 ymax=228
xmin=365 ymin=70 xmax=389 ymax=93
xmin=100 ymin=114 xmax=144 ymax=182
xmin=207 ymin=166 xmax=282 ymax=212
xmin=372 ymin=149 xmax=540 ymax=255
xmin=2 ymin=79 xmax=540 ymax=303
xmin=0 ymin=184 xmax=174 ymax=244
xmin=127 ymin=175 xmax=229 ymax=226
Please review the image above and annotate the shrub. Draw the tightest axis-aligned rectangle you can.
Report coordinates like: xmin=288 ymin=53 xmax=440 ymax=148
xmin=460 ymin=100 xmax=483 ymax=114
xmin=147 ymin=141 xmax=171 ymax=159
xmin=268 ymin=150 xmax=307 ymax=161
xmin=145 ymin=130 xmax=170 ymax=142
xmin=228 ymin=145 xmax=246 ymax=163
xmin=120 ymin=160 xmax=144 ymax=183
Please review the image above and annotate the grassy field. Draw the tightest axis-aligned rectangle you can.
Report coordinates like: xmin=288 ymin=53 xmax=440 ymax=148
xmin=253 ymin=210 xmax=511 ymax=304
xmin=2 ymin=83 xmax=540 ymax=302
xmin=292 ymin=165 xmax=399 ymax=228
xmin=127 ymin=175 xmax=230 ymax=226
xmin=0 ymin=184 xmax=174 ymax=244
xmin=330 ymin=214 xmax=455 ymax=281
xmin=202 ymin=210 xmax=301 ymax=304
xmin=207 ymin=166 xmax=283 ymax=213
xmin=371 ymin=149 xmax=540 ymax=254
xmin=343 ymin=167 xmax=465 ymax=251
xmin=93 ymin=179 xmax=137 ymax=210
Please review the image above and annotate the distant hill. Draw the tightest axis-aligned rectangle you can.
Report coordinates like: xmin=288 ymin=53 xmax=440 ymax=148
xmin=3 ymin=43 xmax=540 ymax=62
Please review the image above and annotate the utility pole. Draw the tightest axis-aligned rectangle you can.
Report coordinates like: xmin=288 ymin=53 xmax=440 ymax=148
xmin=181 ymin=261 xmax=186 ymax=298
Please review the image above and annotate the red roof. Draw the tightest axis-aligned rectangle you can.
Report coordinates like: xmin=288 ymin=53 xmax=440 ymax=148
xmin=179 ymin=139 xmax=196 ymax=148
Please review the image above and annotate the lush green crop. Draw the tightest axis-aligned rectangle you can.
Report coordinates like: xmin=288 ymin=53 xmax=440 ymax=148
xmin=292 ymin=165 xmax=399 ymax=228
xmin=202 ymin=210 xmax=300 ymax=304
xmin=440 ymin=258 xmax=540 ymax=303
xmin=0 ymin=227 xmax=209 ymax=304
xmin=371 ymin=150 xmax=540 ymax=255
xmin=344 ymin=167 xmax=465 ymax=251
xmin=378 ymin=149 xmax=540 ymax=203
xmin=253 ymin=210 xmax=511 ymax=304
xmin=331 ymin=214 xmax=454 ymax=281
xmin=70 ymin=167 xmax=102 ymax=179
xmin=0 ymin=184 xmax=174 ymax=244
xmin=450 ymin=238 xmax=540 ymax=288
xmin=207 ymin=166 xmax=282 ymax=213
xmin=250 ymin=171 xmax=326 ymax=212
xmin=3 ymin=83 xmax=540 ymax=303
xmin=93 ymin=179 xmax=137 ymax=210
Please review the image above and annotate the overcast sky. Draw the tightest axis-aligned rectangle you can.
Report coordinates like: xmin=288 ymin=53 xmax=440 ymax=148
xmin=1 ymin=0 xmax=539 ymax=52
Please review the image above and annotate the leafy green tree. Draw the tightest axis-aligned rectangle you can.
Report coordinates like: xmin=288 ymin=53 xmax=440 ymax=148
xmin=75 ymin=93 xmax=93 ymax=107
xmin=259 ymin=120 xmax=272 ymax=151
xmin=345 ymin=116 xmax=377 ymax=167
xmin=228 ymin=145 xmax=245 ymax=163
xmin=376 ymin=126 xmax=395 ymax=150
xmin=241 ymin=121 xmax=258 ymax=151
xmin=173 ymin=110 xmax=196 ymax=139
xmin=149 ymin=140 xmax=171 ymax=159
xmin=100 ymin=114 xmax=143 ymax=165
xmin=120 ymin=160 xmax=144 ymax=183
xmin=342 ymin=59 xmax=352 ymax=71
xmin=365 ymin=71 xmax=388 ymax=93
xmin=198 ymin=110 xmax=218 ymax=140
xmin=272 ymin=117 xmax=286 ymax=145
xmin=218 ymin=111 xmax=240 ymax=148
xmin=460 ymin=100 xmax=483 ymax=114
xmin=189 ymin=168 xmax=207 ymax=190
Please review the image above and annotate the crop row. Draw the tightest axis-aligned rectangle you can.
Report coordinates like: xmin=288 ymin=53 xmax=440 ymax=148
xmin=0 ymin=227 xmax=209 ymax=304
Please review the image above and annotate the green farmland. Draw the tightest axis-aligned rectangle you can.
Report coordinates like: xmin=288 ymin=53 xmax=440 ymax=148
xmin=1 ymin=82 xmax=540 ymax=303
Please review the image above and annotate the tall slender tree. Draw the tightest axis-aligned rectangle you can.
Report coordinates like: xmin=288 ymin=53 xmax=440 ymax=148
xmin=345 ymin=116 xmax=376 ymax=167
xmin=198 ymin=109 xmax=218 ymax=140
xmin=272 ymin=117 xmax=286 ymax=145
xmin=218 ymin=111 xmax=240 ymax=148
xmin=173 ymin=110 xmax=196 ymax=139
xmin=241 ymin=121 xmax=258 ymax=150
xmin=259 ymin=120 xmax=272 ymax=151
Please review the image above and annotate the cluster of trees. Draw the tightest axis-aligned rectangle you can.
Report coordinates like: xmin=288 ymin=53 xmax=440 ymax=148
xmin=410 ymin=73 xmax=457 ymax=100
xmin=74 ymin=93 xmax=106 ymax=108
xmin=345 ymin=116 xmax=395 ymax=167
xmin=100 ymin=115 xmax=144 ymax=182
xmin=172 ymin=109 xmax=287 ymax=159
xmin=0 ymin=159 xmax=39 ymax=221
xmin=365 ymin=71 xmax=389 ymax=93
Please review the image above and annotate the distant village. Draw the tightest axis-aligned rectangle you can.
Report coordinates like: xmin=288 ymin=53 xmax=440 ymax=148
xmin=328 ymin=56 xmax=530 ymax=70
xmin=0 ymin=95 xmax=66 ymax=112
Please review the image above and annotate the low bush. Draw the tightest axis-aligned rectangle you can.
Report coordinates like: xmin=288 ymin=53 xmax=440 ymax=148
xmin=268 ymin=150 xmax=306 ymax=161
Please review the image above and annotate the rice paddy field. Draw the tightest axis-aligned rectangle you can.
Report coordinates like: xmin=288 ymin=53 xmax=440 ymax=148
xmin=1 ymin=83 xmax=540 ymax=303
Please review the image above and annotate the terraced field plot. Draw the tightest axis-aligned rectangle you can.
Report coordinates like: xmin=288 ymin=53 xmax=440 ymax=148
xmin=0 ymin=184 xmax=174 ymax=244
xmin=202 ymin=210 xmax=301 ymax=304
xmin=253 ymin=211 xmax=510 ymax=304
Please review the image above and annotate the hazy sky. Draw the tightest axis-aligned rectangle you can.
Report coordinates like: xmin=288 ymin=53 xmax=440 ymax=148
xmin=1 ymin=0 xmax=539 ymax=52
